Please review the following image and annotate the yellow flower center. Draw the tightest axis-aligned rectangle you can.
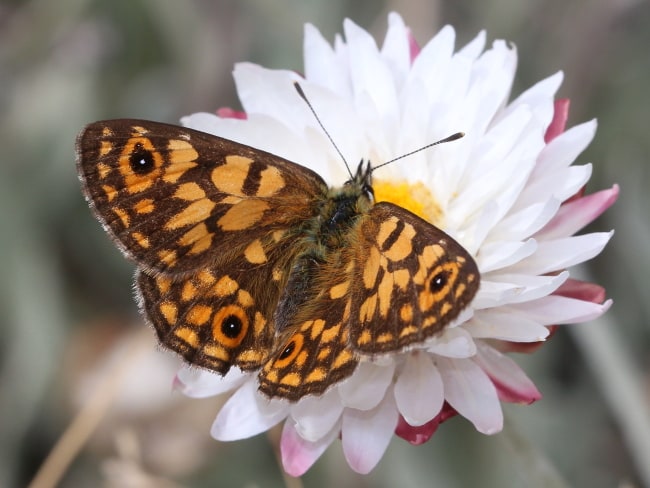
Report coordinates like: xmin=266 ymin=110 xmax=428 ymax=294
xmin=373 ymin=179 xmax=443 ymax=227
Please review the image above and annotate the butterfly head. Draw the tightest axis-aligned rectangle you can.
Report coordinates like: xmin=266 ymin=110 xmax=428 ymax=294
xmin=319 ymin=160 xmax=376 ymax=234
xmin=344 ymin=160 xmax=375 ymax=204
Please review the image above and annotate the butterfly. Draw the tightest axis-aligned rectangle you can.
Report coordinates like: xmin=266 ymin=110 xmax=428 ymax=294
xmin=76 ymin=106 xmax=479 ymax=402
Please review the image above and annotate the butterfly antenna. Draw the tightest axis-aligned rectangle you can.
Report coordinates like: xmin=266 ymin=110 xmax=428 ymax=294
xmin=371 ymin=132 xmax=465 ymax=172
xmin=294 ymin=82 xmax=353 ymax=179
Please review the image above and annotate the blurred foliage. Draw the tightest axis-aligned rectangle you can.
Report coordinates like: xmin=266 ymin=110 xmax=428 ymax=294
xmin=1 ymin=0 xmax=649 ymax=487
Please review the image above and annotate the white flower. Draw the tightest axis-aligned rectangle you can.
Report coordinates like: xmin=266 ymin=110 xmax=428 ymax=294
xmin=177 ymin=13 xmax=616 ymax=475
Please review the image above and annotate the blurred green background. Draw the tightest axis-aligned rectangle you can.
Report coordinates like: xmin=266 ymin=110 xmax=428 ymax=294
xmin=1 ymin=0 xmax=649 ymax=487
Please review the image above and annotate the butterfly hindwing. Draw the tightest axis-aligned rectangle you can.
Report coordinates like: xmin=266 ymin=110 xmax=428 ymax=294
xmin=348 ymin=202 xmax=480 ymax=354
xmin=257 ymin=268 xmax=359 ymax=401
xmin=137 ymin=230 xmax=304 ymax=373
xmin=76 ymin=119 xmax=327 ymax=276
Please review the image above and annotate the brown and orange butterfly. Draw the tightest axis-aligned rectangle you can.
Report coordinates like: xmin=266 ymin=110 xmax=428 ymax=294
xmin=76 ymin=103 xmax=479 ymax=401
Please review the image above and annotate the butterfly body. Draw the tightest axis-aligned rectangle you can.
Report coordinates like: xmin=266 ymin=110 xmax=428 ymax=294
xmin=77 ymin=119 xmax=479 ymax=401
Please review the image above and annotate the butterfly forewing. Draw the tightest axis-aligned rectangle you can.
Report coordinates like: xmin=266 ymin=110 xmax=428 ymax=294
xmin=76 ymin=119 xmax=327 ymax=276
xmin=348 ymin=202 xmax=480 ymax=354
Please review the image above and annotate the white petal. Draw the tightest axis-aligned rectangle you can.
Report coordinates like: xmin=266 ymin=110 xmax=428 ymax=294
xmin=536 ymin=119 xmax=597 ymax=174
xmin=181 ymin=111 xmax=222 ymax=132
xmin=281 ymin=417 xmax=339 ymax=477
xmin=437 ymin=357 xmax=503 ymax=434
xmin=344 ymin=18 xmax=398 ymax=128
xmin=478 ymin=238 xmax=537 ymax=273
xmin=427 ymin=327 xmax=477 ymax=357
xmin=210 ymin=380 xmax=288 ymax=441
xmin=461 ymin=199 xmax=499 ymax=255
xmin=457 ymin=30 xmax=486 ymax=60
xmin=175 ymin=366 xmax=247 ymax=398
xmin=491 ymin=198 xmax=561 ymax=242
xmin=380 ymin=12 xmax=410 ymax=87
xmin=454 ymin=105 xmax=541 ymax=222
xmin=509 ymin=295 xmax=613 ymax=324
xmin=290 ymin=388 xmax=344 ymax=442
xmin=506 ymin=231 xmax=613 ymax=275
xmin=341 ymin=389 xmax=399 ymax=474
xmin=555 ymin=165 xmax=594 ymax=202
xmin=482 ymin=271 xmax=569 ymax=305
xmin=474 ymin=271 xmax=568 ymax=309
xmin=409 ymin=26 xmax=455 ymax=108
xmin=393 ymin=78 xmax=431 ymax=168
xmin=472 ymin=278 xmax=526 ymax=309
xmin=182 ymin=111 xmax=334 ymax=179
xmin=338 ymin=360 xmax=395 ymax=410
xmin=518 ymin=164 xmax=593 ymax=208
xmin=447 ymin=306 xmax=476 ymax=329
xmin=232 ymin=63 xmax=304 ymax=131
xmin=294 ymin=83 xmax=368 ymax=181
xmin=499 ymin=71 xmax=563 ymax=130
xmin=468 ymin=308 xmax=550 ymax=342
xmin=304 ymin=23 xmax=348 ymax=98
xmin=474 ymin=343 xmax=541 ymax=403
xmin=463 ymin=39 xmax=517 ymax=135
xmin=394 ymin=353 xmax=444 ymax=426
xmin=227 ymin=73 xmax=354 ymax=184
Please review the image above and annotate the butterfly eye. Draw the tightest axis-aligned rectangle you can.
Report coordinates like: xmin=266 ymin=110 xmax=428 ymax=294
xmin=363 ymin=184 xmax=375 ymax=202
xmin=429 ymin=271 xmax=448 ymax=292
xmin=129 ymin=143 xmax=155 ymax=174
